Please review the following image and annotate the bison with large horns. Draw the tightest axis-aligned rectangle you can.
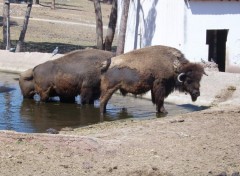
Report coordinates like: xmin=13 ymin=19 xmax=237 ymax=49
xmin=100 ymin=45 xmax=206 ymax=115
xmin=19 ymin=49 xmax=114 ymax=104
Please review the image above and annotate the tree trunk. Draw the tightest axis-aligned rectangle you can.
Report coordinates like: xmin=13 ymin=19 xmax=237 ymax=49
xmin=3 ymin=1 xmax=11 ymax=50
xmin=15 ymin=1 xmax=33 ymax=52
xmin=103 ymin=0 xmax=113 ymax=4
xmin=33 ymin=0 xmax=39 ymax=4
xmin=93 ymin=0 xmax=104 ymax=50
xmin=51 ymin=0 xmax=55 ymax=9
xmin=116 ymin=0 xmax=130 ymax=55
xmin=104 ymin=0 xmax=117 ymax=51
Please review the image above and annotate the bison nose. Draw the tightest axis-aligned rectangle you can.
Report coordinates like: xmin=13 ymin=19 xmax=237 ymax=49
xmin=193 ymin=90 xmax=200 ymax=97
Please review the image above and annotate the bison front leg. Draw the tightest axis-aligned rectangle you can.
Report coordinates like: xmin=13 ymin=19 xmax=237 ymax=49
xmin=152 ymin=79 xmax=168 ymax=114
xmin=35 ymin=84 xmax=52 ymax=102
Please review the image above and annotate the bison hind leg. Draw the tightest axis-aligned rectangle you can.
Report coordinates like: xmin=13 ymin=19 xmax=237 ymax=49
xmin=81 ymin=87 xmax=95 ymax=105
xmin=81 ymin=97 xmax=95 ymax=105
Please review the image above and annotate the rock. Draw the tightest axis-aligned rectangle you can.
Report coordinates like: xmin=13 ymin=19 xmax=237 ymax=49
xmin=217 ymin=172 xmax=227 ymax=176
xmin=46 ymin=128 xmax=59 ymax=134
xmin=232 ymin=172 xmax=240 ymax=176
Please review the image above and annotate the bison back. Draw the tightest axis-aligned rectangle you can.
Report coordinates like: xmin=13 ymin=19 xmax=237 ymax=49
xmin=33 ymin=49 xmax=114 ymax=97
xmin=110 ymin=45 xmax=189 ymax=78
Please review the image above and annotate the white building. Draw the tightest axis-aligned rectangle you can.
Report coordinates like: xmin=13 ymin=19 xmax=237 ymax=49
xmin=118 ymin=0 xmax=240 ymax=72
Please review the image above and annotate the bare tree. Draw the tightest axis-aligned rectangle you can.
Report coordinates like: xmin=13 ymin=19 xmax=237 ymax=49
xmin=51 ymin=0 xmax=55 ymax=9
xmin=2 ymin=0 xmax=11 ymax=50
xmin=93 ymin=0 xmax=104 ymax=49
xmin=116 ymin=0 xmax=130 ymax=55
xmin=15 ymin=0 xmax=33 ymax=52
xmin=103 ymin=0 xmax=113 ymax=4
xmin=33 ymin=0 xmax=39 ymax=4
xmin=104 ymin=0 xmax=117 ymax=51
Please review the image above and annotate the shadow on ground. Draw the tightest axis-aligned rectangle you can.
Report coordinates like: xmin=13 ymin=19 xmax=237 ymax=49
xmin=0 ymin=40 xmax=117 ymax=54
xmin=39 ymin=3 xmax=84 ymax=12
xmin=0 ymin=40 xmax=92 ymax=53
xmin=177 ymin=104 xmax=209 ymax=112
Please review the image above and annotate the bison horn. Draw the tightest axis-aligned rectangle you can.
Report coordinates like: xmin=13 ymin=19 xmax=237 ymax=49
xmin=203 ymin=71 xmax=208 ymax=76
xmin=177 ymin=73 xmax=185 ymax=83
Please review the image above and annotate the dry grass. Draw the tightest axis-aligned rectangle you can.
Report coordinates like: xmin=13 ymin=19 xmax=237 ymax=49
xmin=0 ymin=0 xmax=116 ymax=53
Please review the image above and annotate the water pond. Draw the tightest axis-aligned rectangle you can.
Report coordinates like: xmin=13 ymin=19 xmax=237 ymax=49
xmin=0 ymin=72 xmax=204 ymax=133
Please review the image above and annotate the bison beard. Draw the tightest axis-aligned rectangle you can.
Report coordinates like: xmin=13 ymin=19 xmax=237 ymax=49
xmin=100 ymin=45 xmax=205 ymax=115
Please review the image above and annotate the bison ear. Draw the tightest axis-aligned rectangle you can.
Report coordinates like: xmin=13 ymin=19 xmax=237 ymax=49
xmin=177 ymin=73 xmax=186 ymax=83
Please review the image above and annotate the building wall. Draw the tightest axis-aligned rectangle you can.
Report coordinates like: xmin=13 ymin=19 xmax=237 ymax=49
xmin=121 ymin=0 xmax=185 ymax=52
xmin=184 ymin=1 xmax=240 ymax=72
xmin=119 ymin=0 xmax=240 ymax=72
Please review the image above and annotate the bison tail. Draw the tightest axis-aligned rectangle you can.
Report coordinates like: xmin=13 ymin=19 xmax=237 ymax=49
xmin=100 ymin=58 xmax=111 ymax=73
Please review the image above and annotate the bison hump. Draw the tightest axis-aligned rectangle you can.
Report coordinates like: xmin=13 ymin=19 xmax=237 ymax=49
xmin=110 ymin=45 xmax=188 ymax=77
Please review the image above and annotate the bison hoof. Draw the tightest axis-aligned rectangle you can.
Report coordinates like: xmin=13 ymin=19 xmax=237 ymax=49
xmin=156 ymin=106 xmax=168 ymax=114
xmin=156 ymin=106 xmax=168 ymax=117
xmin=156 ymin=111 xmax=168 ymax=118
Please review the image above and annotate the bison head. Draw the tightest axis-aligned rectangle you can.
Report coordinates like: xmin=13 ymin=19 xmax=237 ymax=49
xmin=177 ymin=63 xmax=205 ymax=102
xmin=19 ymin=69 xmax=36 ymax=99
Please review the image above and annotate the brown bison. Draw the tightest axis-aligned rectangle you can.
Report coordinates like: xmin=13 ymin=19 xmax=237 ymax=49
xmin=19 ymin=49 xmax=114 ymax=104
xmin=100 ymin=45 xmax=206 ymax=115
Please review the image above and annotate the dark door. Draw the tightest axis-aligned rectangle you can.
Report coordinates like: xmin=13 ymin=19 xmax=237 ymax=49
xmin=206 ymin=29 xmax=228 ymax=72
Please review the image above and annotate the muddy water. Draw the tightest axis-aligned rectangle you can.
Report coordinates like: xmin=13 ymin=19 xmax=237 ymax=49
xmin=0 ymin=72 xmax=204 ymax=133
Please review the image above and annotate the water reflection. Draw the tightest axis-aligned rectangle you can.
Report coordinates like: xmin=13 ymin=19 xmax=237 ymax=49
xmin=0 ymin=73 xmax=22 ymax=132
xmin=0 ymin=72 xmax=205 ymax=133
xmin=20 ymin=99 xmax=101 ymax=132
xmin=1 ymin=90 xmax=13 ymax=130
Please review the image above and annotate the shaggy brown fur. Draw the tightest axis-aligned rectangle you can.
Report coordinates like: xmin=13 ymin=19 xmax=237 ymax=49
xmin=100 ymin=45 xmax=205 ymax=114
xmin=20 ymin=49 xmax=114 ymax=104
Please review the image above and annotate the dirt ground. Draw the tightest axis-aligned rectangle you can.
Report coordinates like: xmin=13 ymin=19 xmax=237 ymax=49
xmin=0 ymin=0 xmax=116 ymax=53
xmin=0 ymin=104 xmax=240 ymax=176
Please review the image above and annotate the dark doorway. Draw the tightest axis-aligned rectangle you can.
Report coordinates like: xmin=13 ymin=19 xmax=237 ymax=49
xmin=206 ymin=29 xmax=228 ymax=72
